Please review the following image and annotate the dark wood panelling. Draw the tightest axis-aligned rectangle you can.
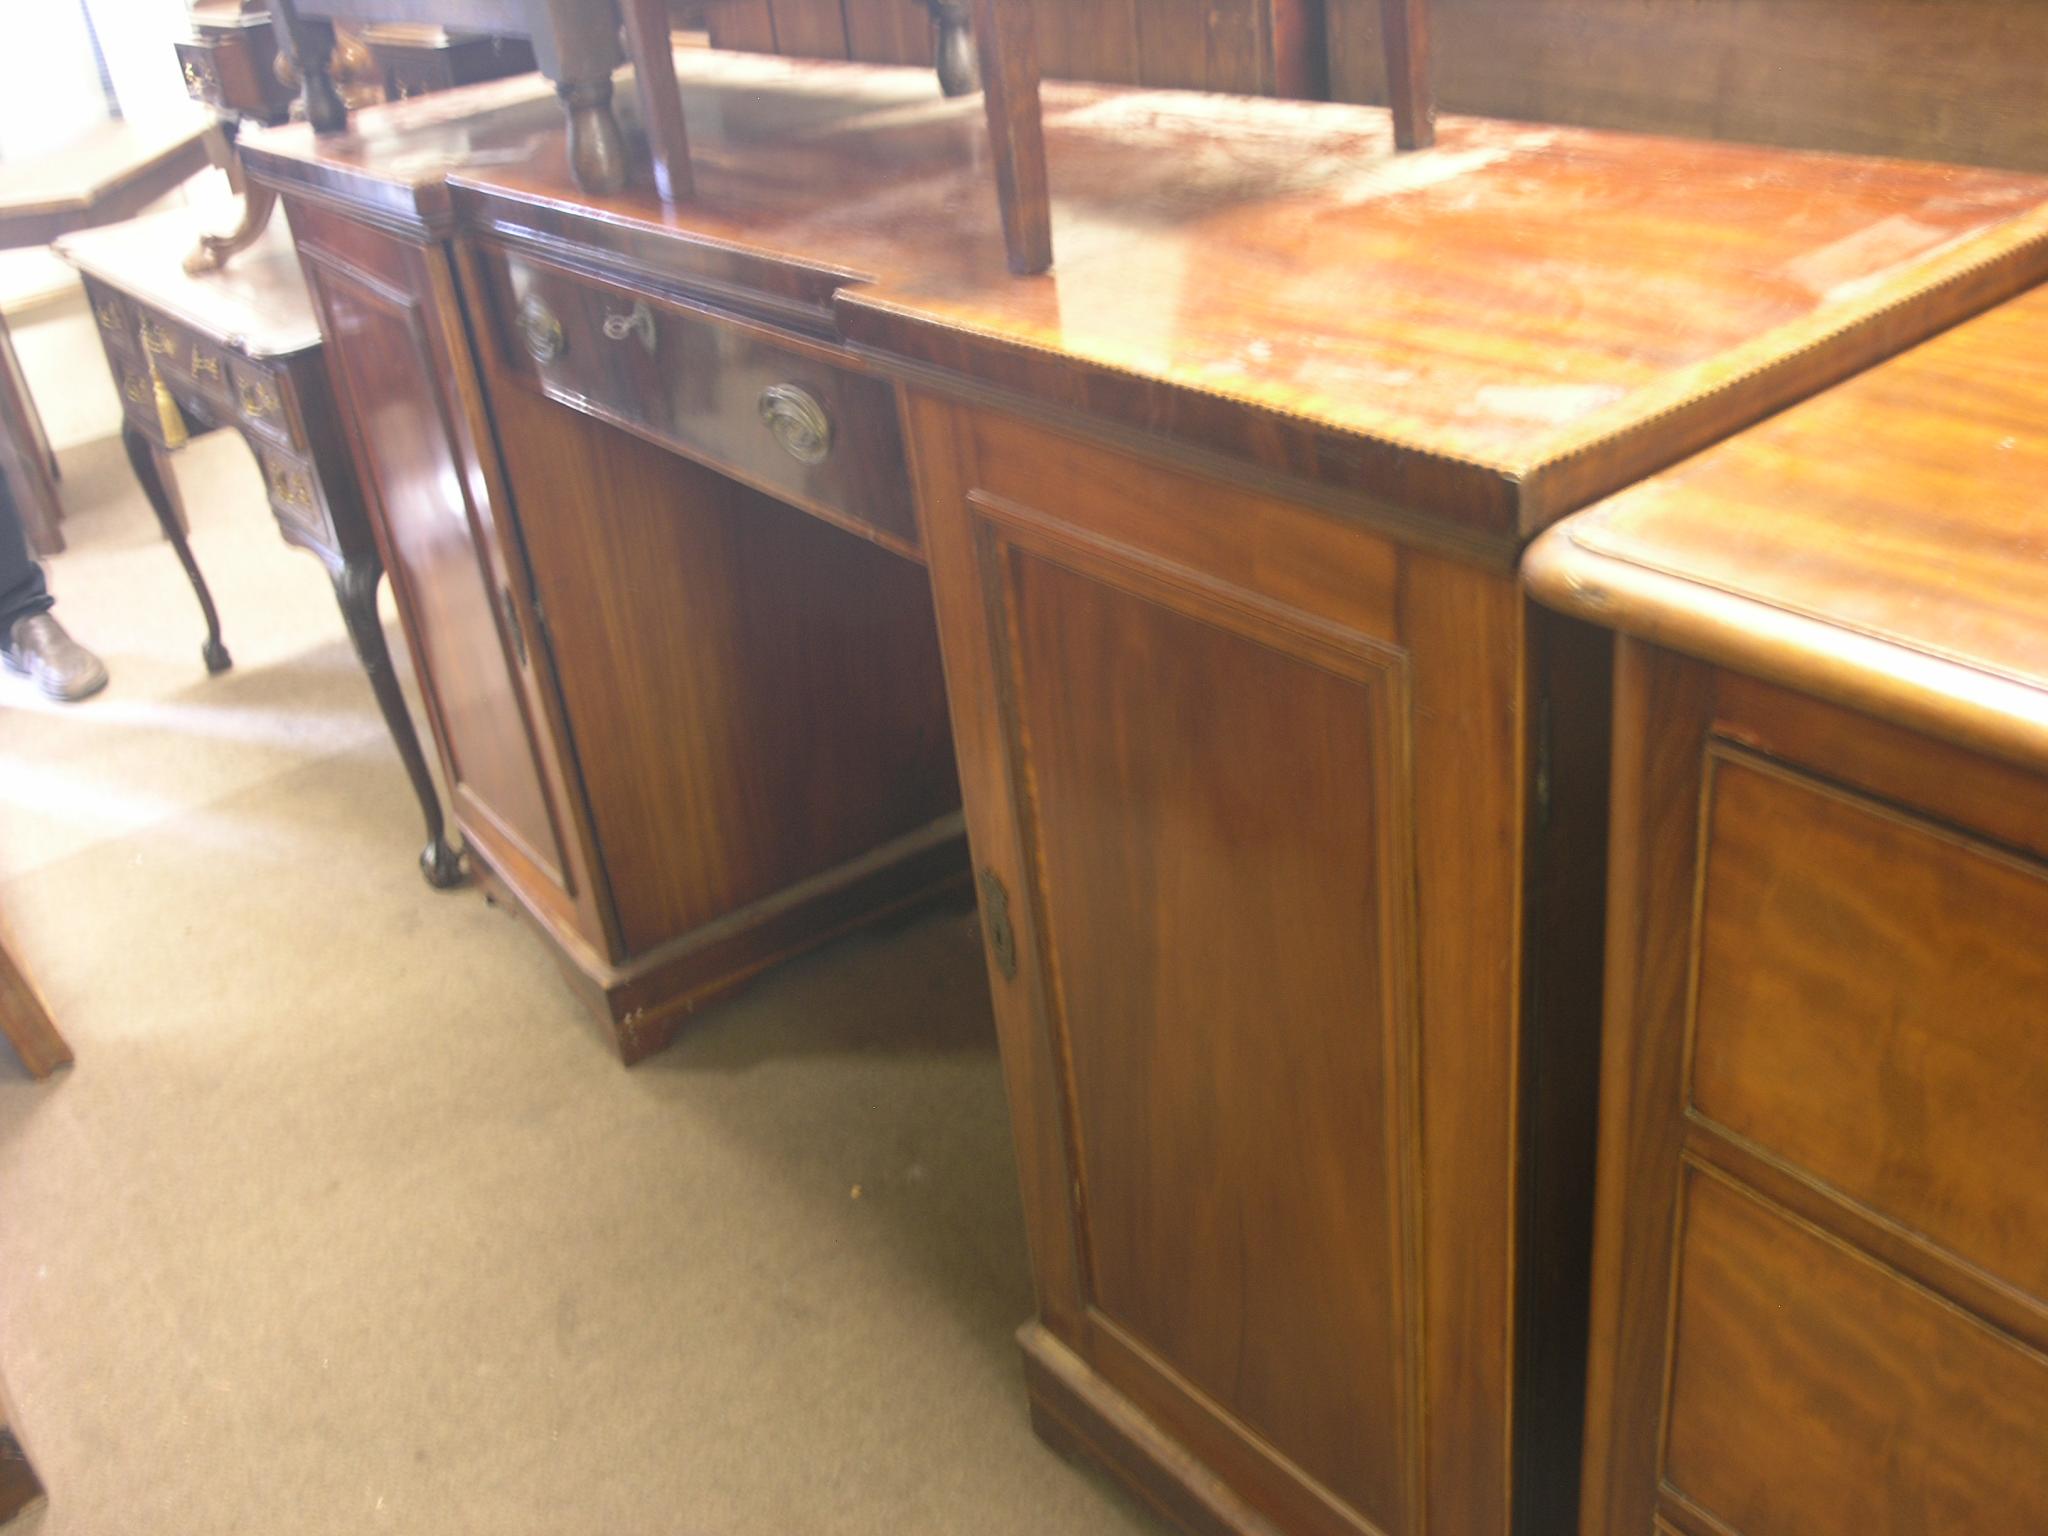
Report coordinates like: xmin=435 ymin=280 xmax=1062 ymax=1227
xmin=1664 ymin=1166 xmax=2048 ymax=1536
xmin=712 ymin=0 xmax=1317 ymax=92
xmin=1329 ymin=0 xmax=2048 ymax=172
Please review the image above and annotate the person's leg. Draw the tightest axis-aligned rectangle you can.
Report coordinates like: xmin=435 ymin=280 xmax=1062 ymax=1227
xmin=0 ymin=470 xmax=53 ymax=630
xmin=0 ymin=474 xmax=105 ymax=702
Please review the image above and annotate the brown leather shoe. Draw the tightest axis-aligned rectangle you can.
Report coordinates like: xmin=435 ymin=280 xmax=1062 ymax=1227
xmin=3 ymin=614 xmax=109 ymax=702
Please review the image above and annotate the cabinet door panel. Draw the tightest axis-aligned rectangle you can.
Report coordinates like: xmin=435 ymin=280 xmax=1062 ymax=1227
xmin=899 ymin=390 xmax=1544 ymax=1536
xmin=997 ymin=532 xmax=1414 ymax=1532
xmin=286 ymin=204 xmax=603 ymax=951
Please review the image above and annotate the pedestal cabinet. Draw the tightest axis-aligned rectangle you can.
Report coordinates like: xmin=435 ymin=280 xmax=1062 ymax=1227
xmin=275 ymin=189 xmax=966 ymax=1060
xmin=908 ymin=391 xmax=1612 ymax=1536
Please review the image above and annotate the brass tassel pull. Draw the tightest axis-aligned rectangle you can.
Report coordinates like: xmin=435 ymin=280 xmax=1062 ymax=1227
xmin=150 ymin=366 xmax=188 ymax=450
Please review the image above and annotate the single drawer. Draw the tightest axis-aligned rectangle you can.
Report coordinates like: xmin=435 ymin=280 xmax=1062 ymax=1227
xmin=1689 ymin=748 xmax=2048 ymax=1299
xmin=252 ymin=440 xmax=334 ymax=552
xmin=84 ymin=279 xmax=135 ymax=358
xmin=477 ymin=248 xmax=920 ymax=553
xmin=138 ymin=309 xmax=231 ymax=411
xmin=114 ymin=360 xmax=167 ymax=440
xmin=1661 ymin=1168 xmax=2048 ymax=1536
xmin=229 ymin=357 xmax=300 ymax=451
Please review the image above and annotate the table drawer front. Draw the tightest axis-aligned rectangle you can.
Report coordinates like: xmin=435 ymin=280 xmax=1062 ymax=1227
xmin=1661 ymin=1168 xmax=2048 ymax=1536
xmin=85 ymin=279 xmax=136 ymax=361
xmin=229 ymin=358 xmax=300 ymax=451
xmin=138 ymin=310 xmax=230 ymax=412
xmin=253 ymin=440 xmax=333 ymax=551
xmin=1690 ymin=749 xmax=2048 ymax=1303
xmin=480 ymin=250 xmax=919 ymax=552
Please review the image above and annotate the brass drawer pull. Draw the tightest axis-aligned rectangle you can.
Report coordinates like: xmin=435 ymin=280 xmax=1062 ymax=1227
xmin=122 ymin=373 xmax=148 ymax=405
xmin=518 ymin=295 xmax=565 ymax=363
xmin=141 ymin=319 xmax=177 ymax=358
xmin=239 ymin=378 xmax=280 ymax=419
xmin=601 ymin=300 xmax=657 ymax=354
xmin=758 ymin=383 xmax=832 ymax=464
xmin=192 ymin=351 xmax=221 ymax=381
xmin=95 ymin=300 xmax=123 ymax=331
xmin=269 ymin=461 xmax=312 ymax=508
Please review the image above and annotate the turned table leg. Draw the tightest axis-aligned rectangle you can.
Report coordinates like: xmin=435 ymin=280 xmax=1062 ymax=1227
xmin=270 ymin=0 xmax=347 ymax=135
xmin=536 ymin=0 xmax=628 ymax=195
xmin=928 ymin=0 xmax=980 ymax=96
xmin=121 ymin=424 xmax=230 ymax=676
xmin=329 ymin=556 xmax=463 ymax=890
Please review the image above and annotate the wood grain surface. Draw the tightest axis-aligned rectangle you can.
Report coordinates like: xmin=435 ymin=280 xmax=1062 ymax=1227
xmin=1525 ymin=283 xmax=2048 ymax=765
xmin=238 ymin=50 xmax=2048 ymax=542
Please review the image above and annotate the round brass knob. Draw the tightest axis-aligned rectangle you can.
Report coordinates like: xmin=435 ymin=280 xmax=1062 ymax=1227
xmin=758 ymin=384 xmax=831 ymax=465
xmin=517 ymin=295 xmax=566 ymax=364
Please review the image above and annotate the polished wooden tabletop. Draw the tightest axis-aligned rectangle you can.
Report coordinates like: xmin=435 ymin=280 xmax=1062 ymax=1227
xmin=243 ymin=51 xmax=2048 ymax=539
xmin=1526 ymin=283 xmax=2048 ymax=767
xmin=55 ymin=205 xmax=321 ymax=358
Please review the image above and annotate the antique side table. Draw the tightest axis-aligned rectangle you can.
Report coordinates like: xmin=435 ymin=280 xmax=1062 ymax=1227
xmin=0 ymin=113 xmax=217 ymax=556
xmin=57 ymin=206 xmax=461 ymax=889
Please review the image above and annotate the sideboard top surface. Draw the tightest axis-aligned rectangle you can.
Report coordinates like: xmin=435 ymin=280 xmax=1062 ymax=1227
xmin=1527 ymin=283 xmax=2048 ymax=767
xmin=243 ymin=50 xmax=2048 ymax=541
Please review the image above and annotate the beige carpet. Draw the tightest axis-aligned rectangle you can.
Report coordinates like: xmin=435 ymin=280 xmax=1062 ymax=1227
xmin=0 ymin=426 xmax=1159 ymax=1535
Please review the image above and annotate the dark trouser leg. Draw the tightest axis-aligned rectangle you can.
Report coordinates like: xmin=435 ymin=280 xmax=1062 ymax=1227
xmin=330 ymin=556 xmax=463 ymax=889
xmin=0 ymin=470 xmax=53 ymax=631
xmin=121 ymin=423 xmax=230 ymax=674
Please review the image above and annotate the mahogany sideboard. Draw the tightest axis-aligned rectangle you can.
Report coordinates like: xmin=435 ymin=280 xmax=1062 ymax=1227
xmin=242 ymin=53 xmax=2048 ymax=1536
xmin=1526 ymin=286 xmax=2048 ymax=1536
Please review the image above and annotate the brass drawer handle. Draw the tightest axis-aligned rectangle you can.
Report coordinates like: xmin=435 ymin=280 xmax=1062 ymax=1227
xmin=192 ymin=351 xmax=221 ymax=381
xmin=239 ymin=378 xmax=280 ymax=419
xmin=122 ymin=373 xmax=148 ymax=405
xmin=95 ymin=300 xmax=123 ymax=331
xmin=601 ymin=300 xmax=656 ymax=354
xmin=517 ymin=295 xmax=565 ymax=363
xmin=141 ymin=319 xmax=177 ymax=357
xmin=269 ymin=462 xmax=312 ymax=508
xmin=758 ymin=383 xmax=832 ymax=465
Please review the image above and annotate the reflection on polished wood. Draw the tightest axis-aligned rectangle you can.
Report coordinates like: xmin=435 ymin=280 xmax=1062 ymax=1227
xmin=248 ymin=52 xmax=2048 ymax=540
xmin=1528 ymin=283 xmax=2048 ymax=1536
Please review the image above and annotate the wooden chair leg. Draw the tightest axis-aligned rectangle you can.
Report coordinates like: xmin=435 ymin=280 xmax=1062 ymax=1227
xmin=1379 ymin=0 xmax=1435 ymax=150
xmin=969 ymin=0 xmax=1053 ymax=275
xmin=0 ymin=930 xmax=71 ymax=1081
xmin=618 ymin=0 xmax=694 ymax=202
xmin=536 ymin=0 xmax=629 ymax=195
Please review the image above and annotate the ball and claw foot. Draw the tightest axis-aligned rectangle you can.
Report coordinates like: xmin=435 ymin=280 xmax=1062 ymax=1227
xmin=419 ymin=837 xmax=466 ymax=890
